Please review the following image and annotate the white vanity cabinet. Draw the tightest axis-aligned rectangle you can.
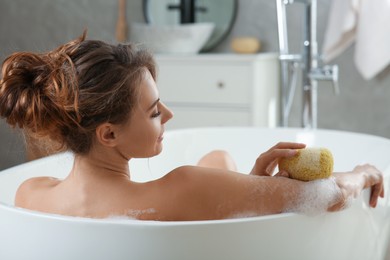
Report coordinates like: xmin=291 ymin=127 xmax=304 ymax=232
xmin=155 ymin=54 xmax=280 ymax=129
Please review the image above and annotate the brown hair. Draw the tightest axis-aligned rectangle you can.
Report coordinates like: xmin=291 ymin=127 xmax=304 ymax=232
xmin=0 ymin=33 xmax=156 ymax=154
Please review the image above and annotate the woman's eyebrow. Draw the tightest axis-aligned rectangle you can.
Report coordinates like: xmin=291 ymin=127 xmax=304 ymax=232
xmin=147 ymin=98 xmax=160 ymax=111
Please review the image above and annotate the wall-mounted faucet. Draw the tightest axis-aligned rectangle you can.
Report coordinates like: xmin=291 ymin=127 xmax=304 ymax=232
xmin=276 ymin=0 xmax=339 ymax=129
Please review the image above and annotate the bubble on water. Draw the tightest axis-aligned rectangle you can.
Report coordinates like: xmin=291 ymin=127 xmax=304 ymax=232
xmin=126 ymin=208 xmax=157 ymax=219
xmin=107 ymin=215 xmax=137 ymax=220
xmin=285 ymin=177 xmax=348 ymax=216
xmin=107 ymin=208 xmax=157 ymax=220
xmin=228 ymin=211 xmax=259 ymax=219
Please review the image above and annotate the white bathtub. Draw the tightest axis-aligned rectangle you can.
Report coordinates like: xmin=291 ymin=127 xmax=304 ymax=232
xmin=1 ymin=127 xmax=390 ymax=260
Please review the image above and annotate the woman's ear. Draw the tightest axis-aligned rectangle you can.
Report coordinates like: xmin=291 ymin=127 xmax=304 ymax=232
xmin=95 ymin=123 xmax=118 ymax=147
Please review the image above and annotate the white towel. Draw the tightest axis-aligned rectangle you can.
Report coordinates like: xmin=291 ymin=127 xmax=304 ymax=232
xmin=355 ymin=0 xmax=390 ymax=80
xmin=322 ymin=0 xmax=358 ymax=62
xmin=323 ymin=0 xmax=390 ymax=80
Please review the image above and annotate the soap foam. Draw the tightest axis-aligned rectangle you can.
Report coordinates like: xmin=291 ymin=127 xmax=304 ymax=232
xmin=108 ymin=208 xmax=157 ymax=220
xmin=284 ymin=177 xmax=353 ymax=216
xmin=228 ymin=211 xmax=259 ymax=219
xmin=126 ymin=208 xmax=157 ymax=219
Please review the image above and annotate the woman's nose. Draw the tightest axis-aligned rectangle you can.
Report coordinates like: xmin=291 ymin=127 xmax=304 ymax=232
xmin=161 ymin=102 xmax=173 ymax=124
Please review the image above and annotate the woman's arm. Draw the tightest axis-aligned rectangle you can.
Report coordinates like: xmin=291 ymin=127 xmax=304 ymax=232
xmin=158 ymin=163 xmax=383 ymax=221
xmin=158 ymin=166 xmax=306 ymax=220
xmin=153 ymin=142 xmax=384 ymax=221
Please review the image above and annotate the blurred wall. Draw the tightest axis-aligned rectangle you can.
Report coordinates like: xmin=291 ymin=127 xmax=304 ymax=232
xmin=0 ymin=0 xmax=389 ymax=169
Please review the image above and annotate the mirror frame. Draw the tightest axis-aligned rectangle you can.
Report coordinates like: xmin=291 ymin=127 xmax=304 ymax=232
xmin=142 ymin=0 xmax=238 ymax=52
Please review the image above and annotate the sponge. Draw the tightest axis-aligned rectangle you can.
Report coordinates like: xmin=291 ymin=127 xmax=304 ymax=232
xmin=278 ymin=147 xmax=334 ymax=181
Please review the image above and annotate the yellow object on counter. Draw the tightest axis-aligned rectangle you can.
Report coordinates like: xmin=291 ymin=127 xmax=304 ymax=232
xmin=231 ymin=37 xmax=261 ymax=54
xmin=278 ymin=148 xmax=334 ymax=181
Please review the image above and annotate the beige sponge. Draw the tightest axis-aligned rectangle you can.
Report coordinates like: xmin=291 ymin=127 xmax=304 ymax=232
xmin=278 ymin=147 xmax=334 ymax=181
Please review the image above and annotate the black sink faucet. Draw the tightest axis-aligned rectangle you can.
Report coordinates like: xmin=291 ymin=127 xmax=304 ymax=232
xmin=167 ymin=0 xmax=207 ymax=24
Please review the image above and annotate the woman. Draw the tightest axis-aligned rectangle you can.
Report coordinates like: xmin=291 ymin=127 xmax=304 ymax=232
xmin=0 ymin=33 xmax=384 ymax=220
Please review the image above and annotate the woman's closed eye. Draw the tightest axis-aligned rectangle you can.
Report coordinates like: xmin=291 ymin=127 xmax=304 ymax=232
xmin=151 ymin=109 xmax=161 ymax=118
xmin=148 ymin=98 xmax=162 ymax=118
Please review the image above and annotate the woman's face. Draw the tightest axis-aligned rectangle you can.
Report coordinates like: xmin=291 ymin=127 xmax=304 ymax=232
xmin=115 ymin=69 xmax=173 ymax=159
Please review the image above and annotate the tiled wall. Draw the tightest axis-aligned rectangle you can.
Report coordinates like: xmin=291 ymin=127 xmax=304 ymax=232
xmin=0 ymin=0 xmax=389 ymax=169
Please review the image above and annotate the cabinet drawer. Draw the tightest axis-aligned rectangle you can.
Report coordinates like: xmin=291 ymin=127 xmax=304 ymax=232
xmin=166 ymin=106 xmax=251 ymax=129
xmin=157 ymin=64 xmax=251 ymax=105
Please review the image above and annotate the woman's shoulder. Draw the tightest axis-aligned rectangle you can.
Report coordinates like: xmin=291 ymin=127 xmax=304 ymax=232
xmin=14 ymin=176 xmax=61 ymax=208
xmin=18 ymin=176 xmax=61 ymax=190
xmin=158 ymin=165 xmax=217 ymax=187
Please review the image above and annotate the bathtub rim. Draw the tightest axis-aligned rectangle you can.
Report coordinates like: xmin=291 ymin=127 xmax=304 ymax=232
xmin=2 ymin=126 xmax=390 ymax=175
xmin=165 ymin=126 xmax=390 ymax=143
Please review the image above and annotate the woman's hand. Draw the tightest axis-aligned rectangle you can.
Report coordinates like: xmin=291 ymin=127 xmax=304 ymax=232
xmin=250 ymin=142 xmax=306 ymax=177
xmin=354 ymin=164 xmax=384 ymax=207
xmin=328 ymin=164 xmax=384 ymax=211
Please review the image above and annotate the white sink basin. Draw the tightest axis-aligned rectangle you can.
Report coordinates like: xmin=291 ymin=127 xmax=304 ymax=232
xmin=129 ymin=22 xmax=215 ymax=54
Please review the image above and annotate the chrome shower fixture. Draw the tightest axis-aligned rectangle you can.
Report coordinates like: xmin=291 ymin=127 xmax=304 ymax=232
xmin=276 ymin=0 xmax=339 ymax=128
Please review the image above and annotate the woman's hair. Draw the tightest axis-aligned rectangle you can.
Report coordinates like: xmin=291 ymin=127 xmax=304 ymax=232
xmin=0 ymin=32 xmax=156 ymax=154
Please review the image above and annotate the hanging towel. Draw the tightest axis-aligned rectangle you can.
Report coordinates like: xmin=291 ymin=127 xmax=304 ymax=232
xmin=355 ymin=0 xmax=390 ymax=80
xmin=322 ymin=0 xmax=359 ymax=62
xmin=323 ymin=0 xmax=390 ymax=80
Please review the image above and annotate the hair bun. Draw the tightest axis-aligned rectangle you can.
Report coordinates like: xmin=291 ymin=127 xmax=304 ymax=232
xmin=0 ymin=49 xmax=79 ymax=142
xmin=0 ymin=52 xmax=46 ymax=125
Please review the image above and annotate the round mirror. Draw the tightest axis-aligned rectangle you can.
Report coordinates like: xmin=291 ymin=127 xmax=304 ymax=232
xmin=143 ymin=0 xmax=238 ymax=52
